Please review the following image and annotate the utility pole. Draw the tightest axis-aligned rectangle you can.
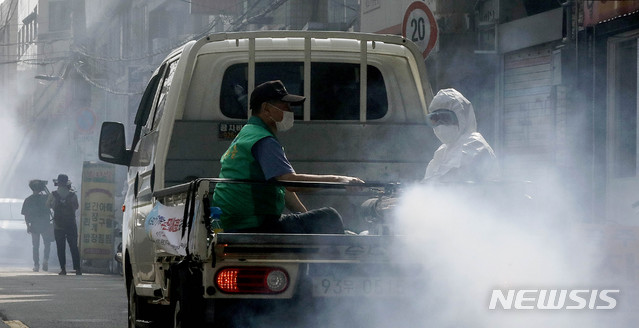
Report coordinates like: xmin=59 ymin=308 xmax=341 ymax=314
xmin=69 ymin=0 xmax=92 ymax=160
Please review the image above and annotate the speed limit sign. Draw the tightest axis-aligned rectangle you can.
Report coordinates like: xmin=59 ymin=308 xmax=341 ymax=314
xmin=402 ymin=1 xmax=438 ymax=59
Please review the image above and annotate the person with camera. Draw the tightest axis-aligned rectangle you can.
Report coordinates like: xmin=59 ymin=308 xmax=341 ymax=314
xmin=46 ymin=174 xmax=81 ymax=275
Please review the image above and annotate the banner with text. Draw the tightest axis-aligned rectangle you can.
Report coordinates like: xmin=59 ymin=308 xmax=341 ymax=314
xmin=80 ymin=161 xmax=116 ymax=260
xmin=145 ymin=202 xmax=188 ymax=256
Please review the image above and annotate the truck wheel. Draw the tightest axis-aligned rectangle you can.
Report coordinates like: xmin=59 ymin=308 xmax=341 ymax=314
xmin=128 ymin=279 xmax=157 ymax=328
xmin=172 ymin=285 xmax=205 ymax=327
xmin=128 ymin=279 xmax=143 ymax=327
xmin=171 ymin=267 xmax=207 ymax=327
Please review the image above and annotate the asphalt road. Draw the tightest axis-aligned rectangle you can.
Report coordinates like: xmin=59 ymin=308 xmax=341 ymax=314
xmin=0 ymin=267 xmax=126 ymax=328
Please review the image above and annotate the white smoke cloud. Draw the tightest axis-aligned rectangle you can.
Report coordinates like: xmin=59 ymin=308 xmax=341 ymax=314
xmin=384 ymin=177 xmax=637 ymax=328
xmin=0 ymin=111 xmax=23 ymax=187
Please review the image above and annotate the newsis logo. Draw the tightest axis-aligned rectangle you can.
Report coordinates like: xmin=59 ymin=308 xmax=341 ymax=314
xmin=489 ymin=289 xmax=620 ymax=310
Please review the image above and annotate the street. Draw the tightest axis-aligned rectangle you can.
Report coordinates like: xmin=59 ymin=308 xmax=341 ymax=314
xmin=1 ymin=1 xmax=639 ymax=328
xmin=0 ymin=267 xmax=126 ymax=328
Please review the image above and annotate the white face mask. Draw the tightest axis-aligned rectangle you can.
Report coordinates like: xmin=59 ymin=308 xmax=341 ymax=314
xmin=433 ymin=125 xmax=459 ymax=145
xmin=275 ymin=109 xmax=294 ymax=132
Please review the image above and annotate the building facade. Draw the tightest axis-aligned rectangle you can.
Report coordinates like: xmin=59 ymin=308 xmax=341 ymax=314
xmin=0 ymin=0 xmax=361 ymax=195
xmin=578 ymin=2 xmax=639 ymax=225
xmin=3 ymin=0 xmax=638 ymax=226
xmin=362 ymin=0 xmax=639 ymax=226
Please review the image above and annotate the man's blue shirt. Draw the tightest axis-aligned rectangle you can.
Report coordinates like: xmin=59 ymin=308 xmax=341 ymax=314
xmin=251 ymin=136 xmax=295 ymax=180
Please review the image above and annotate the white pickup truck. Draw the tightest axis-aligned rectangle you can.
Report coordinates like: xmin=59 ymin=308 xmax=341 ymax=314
xmin=99 ymin=31 xmax=436 ymax=327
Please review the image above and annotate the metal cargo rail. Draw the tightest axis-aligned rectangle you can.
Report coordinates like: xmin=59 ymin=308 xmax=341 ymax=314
xmin=181 ymin=31 xmax=430 ymax=123
xmin=213 ymin=233 xmax=401 ymax=263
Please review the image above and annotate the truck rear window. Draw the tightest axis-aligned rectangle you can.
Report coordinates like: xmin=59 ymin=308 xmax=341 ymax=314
xmin=220 ymin=62 xmax=388 ymax=120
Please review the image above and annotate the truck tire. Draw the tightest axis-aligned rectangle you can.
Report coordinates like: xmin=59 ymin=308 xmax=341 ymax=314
xmin=128 ymin=279 xmax=150 ymax=328
xmin=171 ymin=265 xmax=207 ymax=327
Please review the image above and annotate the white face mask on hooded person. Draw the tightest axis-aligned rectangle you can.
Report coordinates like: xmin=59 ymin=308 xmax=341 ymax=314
xmin=433 ymin=124 xmax=460 ymax=145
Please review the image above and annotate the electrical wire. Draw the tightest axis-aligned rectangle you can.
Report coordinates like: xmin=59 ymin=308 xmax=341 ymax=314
xmin=0 ymin=56 xmax=68 ymax=65
xmin=226 ymin=0 xmax=265 ymax=31
xmin=75 ymin=0 xmax=294 ymax=94
xmin=5 ymin=0 xmax=295 ymax=94
xmin=73 ymin=61 xmax=146 ymax=95
xmin=71 ymin=15 xmax=223 ymax=62
xmin=227 ymin=0 xmax=289 ymax=32
xmin=69 ymin=0 xmax=256 ymax=63
xmin=0 ymin=0 xmax=18 ymax=33
xmin=0 ymin=37 xmax=74 ymax=47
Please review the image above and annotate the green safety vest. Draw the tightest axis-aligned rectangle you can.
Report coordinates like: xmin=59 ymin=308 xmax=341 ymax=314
xmin=213 ymin=116 xmax=285 ymax=230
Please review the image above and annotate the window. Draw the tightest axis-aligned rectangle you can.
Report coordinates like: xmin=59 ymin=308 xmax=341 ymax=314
xmin=610 ymin=38 xmax=638 ymax=178
xmin=18 ymin=9 xmax=37 ymax=57
xmin=129 ymin=60 xmax=177 ymax=168
xmin=219 ymin=62 xmax=388 ymax=120
xmin=145 ymin=60 xmax=178 ymax=133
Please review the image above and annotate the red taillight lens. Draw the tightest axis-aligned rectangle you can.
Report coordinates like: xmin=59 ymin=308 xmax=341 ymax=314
xmin=216 ymin=267 xmax=289 ymax=294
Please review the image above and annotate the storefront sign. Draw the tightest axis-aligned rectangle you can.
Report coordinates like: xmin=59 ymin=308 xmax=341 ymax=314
xmin=80 ymin=162 xmax=116 ymax=260
xmin=583 ymin=0 xmax=639 ymax=26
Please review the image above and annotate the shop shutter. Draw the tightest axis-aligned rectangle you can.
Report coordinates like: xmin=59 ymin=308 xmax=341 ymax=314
xmin=502 ymin=44 xmax=564 ymax=179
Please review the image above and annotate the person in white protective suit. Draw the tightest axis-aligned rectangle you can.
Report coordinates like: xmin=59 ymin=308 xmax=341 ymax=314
xmin=423 ymin=88 xmax=499 ymax=183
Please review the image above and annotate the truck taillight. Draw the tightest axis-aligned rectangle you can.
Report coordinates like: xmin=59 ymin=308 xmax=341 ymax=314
xmin=216 ymin=267 xmax=289 ymax=294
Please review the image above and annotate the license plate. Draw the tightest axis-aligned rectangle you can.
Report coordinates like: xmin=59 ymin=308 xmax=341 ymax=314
xmin=312 ymin=276 xmax=405 ymax=297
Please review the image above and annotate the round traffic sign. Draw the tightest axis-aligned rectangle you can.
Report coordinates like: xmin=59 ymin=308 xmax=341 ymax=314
xmin=76 ymin=108 xmax=97 ymax=133
xmin=402 ymin=1 xmax=438 ymax=59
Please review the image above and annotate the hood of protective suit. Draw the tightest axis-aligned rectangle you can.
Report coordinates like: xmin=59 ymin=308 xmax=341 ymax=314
xmin=424 ymin=88 xmax=498 ymax=182
xmin=429 ymin=88 xmax=477 ymax=140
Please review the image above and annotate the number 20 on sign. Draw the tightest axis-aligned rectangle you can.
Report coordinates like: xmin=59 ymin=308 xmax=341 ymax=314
xmin=402 ymin=1 xmax=438 ymax=59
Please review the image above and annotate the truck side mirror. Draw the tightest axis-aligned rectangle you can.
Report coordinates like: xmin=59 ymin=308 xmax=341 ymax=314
xmin=99 ymin=122 xmax=130 ymax=166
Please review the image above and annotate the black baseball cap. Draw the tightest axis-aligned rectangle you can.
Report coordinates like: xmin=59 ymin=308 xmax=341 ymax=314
xmin=249 ymin=80 xmax=305 ymax=110
xmin=53 ymin=174 xmax=71 ymax=186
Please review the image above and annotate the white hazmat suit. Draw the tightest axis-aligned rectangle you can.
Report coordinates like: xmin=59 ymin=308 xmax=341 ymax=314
xmin=423 ymin=88 xmax=499 ymax=182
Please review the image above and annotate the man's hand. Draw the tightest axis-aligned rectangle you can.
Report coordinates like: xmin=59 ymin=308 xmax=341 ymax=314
xmin=336 ymin=176 xmax=365 ymax=192
xmin=26 ymin=224 xmax=32 ymax=234
xmin=336 ymin=176 xmax=365 ymax=184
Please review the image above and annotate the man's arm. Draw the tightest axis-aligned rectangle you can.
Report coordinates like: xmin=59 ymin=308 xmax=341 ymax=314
xmin=254 ymin=137 xmax=364 ymax=192
xmin=71 ymin=193 xmax=79 ymax=211
xmin=46 ymin=193 xmax=54 ymax=209
xmin=284 ymin=190 xmax=307 ymax=213
xmin=275 ymin=172 xmax=364 ymax=192
xmin=21 ymin=198 xmax=29 ymax=221
xmin=21 ymin=198 xmax=32 ymax=233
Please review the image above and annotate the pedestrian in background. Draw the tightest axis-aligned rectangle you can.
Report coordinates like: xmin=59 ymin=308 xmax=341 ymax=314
xmin=21 ymin=179 xmax=54 ymax=272
xmin=47 ymin=174 xmax=82 ymax=275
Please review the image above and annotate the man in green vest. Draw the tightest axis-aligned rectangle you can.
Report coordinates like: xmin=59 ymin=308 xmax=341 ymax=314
xmin=213 ymin=80 xmax=364 ymax=233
